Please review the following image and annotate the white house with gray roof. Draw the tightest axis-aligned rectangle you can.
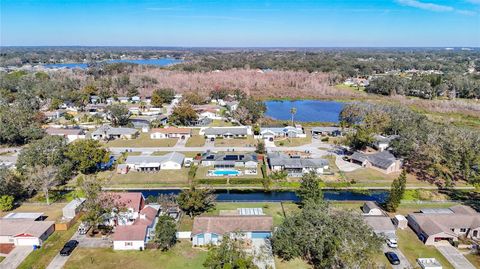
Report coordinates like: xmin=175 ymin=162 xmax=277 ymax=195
xmin=260 ymin=125 xmax=305 ymax=140
xmin=268 ymin=152 xmax=329 ymax=177
xmin=200 ymin=126 xmax=252 ymax=139
xmin=91 ymin=125 xmax=139 ymax=140
xmin=201 ymin=152 xmax=258 ymax=168
xmin=350 ymin=151 xmax=402 ymax=174
xmin=125 ymin=152 xmax=185 ymax=172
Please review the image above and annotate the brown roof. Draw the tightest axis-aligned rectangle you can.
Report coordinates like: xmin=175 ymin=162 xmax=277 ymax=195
xmin=408 ymin=205 xmax=480 ymax=236
xmin=46 ymin=128 xmax=84 ymax=136
xmin=151 ymin=127 xmax=191 ymax=134
xmin=112 ymin=225 xmax=148 ymax=241
xmin=363 ymin=216 xmax=395 ymax=233
xmin=103 ymin=192 xmax=144 ymax=212
xmin=134 ymin=206 xmax=158 ymax=226
xmin=0 ymin=219 xmax=55 ymax=237
xmin=192 ymin=216 xmax=273 ymax=235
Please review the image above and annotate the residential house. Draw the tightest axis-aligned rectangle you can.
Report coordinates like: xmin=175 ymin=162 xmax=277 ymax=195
xmin=225 ymin=101 xmax=239 ymax=111
xmin=62 ymin=198 xmax=86 ymax=219
xmin=362 ymin=201 xmax=384 ymax=216
xmin=311 ymin=126 xmax=345 ymax=137
xmin=107 ymin=192 xmax=160 ymax=250
xmin=268 ymin=152 xmax=329 ymax=177
xmin=125 ymin=152 xmax=185 ymax=172
xmin=191 ymin=216 xmax=273 ymax=246
xmin=0 ymin=219 xmax=55 ymax=248
xmin=118 ymin=97 xmax=130 ymax=103
xmin=59 ymin=102 xmax=79 ymax=113
xmin=200 ymin=126 xmax=251 ymax=139
xmin=407 ymin=205 xmax=480 ymax=245
xmin=188 ymin=116 xmax=212 ymax=127
xmin=363 ymin=216 xmax=396 ymax=239
xmin=373 ymin=135 xmax=399 ymax=152
xmin=201 ymin=153 xmax=258 ymax=169
xmin=150 ymin=127 xmax=191 ymax=139
xmin=91 ymin=125 xmax=139 ymax=140
xmin=90 ymin=95 xmax=100 ymax=104
xmin=350 ymin=151 xmax=402 ymax=174
xmin=131 ymin=96 xmax=141 ymax=103
xmin=85 ymin=104 xmax=107 ymax=116
xmin=194 ymin=105 xmax=222 ymax=120
xmin=46 ymin=128 xmax=85 ymax=143
xmin=44 ymin=109 xmax=66 ymax=121
xmin=260 ymin=125 xmax=305 ymax=140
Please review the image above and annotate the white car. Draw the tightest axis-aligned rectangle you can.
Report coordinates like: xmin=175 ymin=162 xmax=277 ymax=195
xmin=386 ymin=238 xmax=398 ymax=248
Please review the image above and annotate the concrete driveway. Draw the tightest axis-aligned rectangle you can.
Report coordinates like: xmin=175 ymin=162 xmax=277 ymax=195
xmin=46 ymin=253 xmax=71 ymax=269
xmin=435 ymin=244 xmax=475 ymax=269
xmin=0 ymin=246 xmax=32 ymax=269
xmin=382 ymin=245 xmax=412 ymax=269
xmin=250 ymin=239 xmax=275 ymax=269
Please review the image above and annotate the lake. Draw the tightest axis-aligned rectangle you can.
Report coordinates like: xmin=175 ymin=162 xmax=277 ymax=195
xmin=42 ymin=58 xmax=183 ymax=69
xmin=127 ymin=189 xmax=389 ymax=203
xmin=264 ymin=100 xmax=345 ymax=123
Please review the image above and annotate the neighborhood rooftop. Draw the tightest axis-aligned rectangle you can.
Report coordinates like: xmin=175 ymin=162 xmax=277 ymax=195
xmin=192 ymin=216 xmax=273 ymax=235
xmin=126 ymin=152 xmax=185 ymax=166
xmin=350 ymin=151 xmax=398 ymax=170
xmin=0 ymin=219 xmax=55 ymax=238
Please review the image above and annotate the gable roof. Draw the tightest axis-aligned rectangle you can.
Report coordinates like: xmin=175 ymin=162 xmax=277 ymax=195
xmin=0 ymin=219 xmax=55 ymax=237
xmin=351 ymin=151 xmax=398 ymax=169
xmin=260 ymin=126 xmax=303 ymax=135
xmin=268 ymin=152 xmax=328 ymax=169
xmin=363 ymin=216 xmax=396 ymax=234
xmin=92 ymin=125 xmax=138 ymax=136
xmin=203 ymin=127 xmax=249 ymax=136
xmin=201 ymin=153 xmax=257 ymax=163
xmin=151 ymin=127 xmax=191 ymax=134
xmin=103 ymin=192 xmax=144 ymax=212
xmin=125 ymin=152 xmax=185 ymax=166
xmin=192 ymin=216 xmax=273 ymax=235
xmin=112 ymin=225 xmax=148 ymax=241
xmin=46 ymin=128 xmax=84 ymax=136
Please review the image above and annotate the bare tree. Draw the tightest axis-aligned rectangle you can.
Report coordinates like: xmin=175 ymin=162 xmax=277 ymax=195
xmin=25 ymin=165 xmax=59 ymax=205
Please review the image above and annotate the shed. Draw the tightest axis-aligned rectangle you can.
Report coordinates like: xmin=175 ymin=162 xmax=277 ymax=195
xmin=393 ymin=215 xmax=408 ymax=229
xmin=417 ymin=258 xmax=442 ymax=269
xmin=362 ymin=201 xmax=384 ymax=216
xmin=62 ymin=198 xmax=86 ymax=219
xmin=117 ymin=164 xmax=129 ymax=174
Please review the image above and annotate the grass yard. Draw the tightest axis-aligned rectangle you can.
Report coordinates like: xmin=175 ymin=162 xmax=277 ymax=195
xmin=0 ymin=256 xmax=5 ymax=263
xmin=275 ymin=257 xmax=312 ymax=269
xmin=274 ymin=131 xmax=312 ymax=147
xmin=151 ymin=151 xmax=201 ymax=158
xmin=18 ymin=223 xmax=80 ymax=269
xmin=0 ymin=202 xmax=65 ymax=221
xmin=208 ymin=119 xmax=235 ymax=127
xmin=98 ymin=169 xmax=190 ymax=187
xmin=396 ymin=229 xmax=454 ymax=269
xmin=105 ymin=133 xmax=178 ymax=147
xmin=343 ymin=168 xmax=432 ymax=187
xmin=214 ymin=136 xmax=257 ymax=147
xmin=186 ymin=135 xmax=206 ymax=147
xmin=465 ymin=254 xmax=480 ymax=268
xmin=203 ymin=202 xmax=300 ymax=226
xmin=63 ymin=240 xmax=208 ymax=269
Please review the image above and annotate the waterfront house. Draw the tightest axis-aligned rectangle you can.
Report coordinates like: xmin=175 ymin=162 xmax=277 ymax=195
xmin=373 ymin=135 xmax=399 ymax=152
xmin=200 ymin=126 xmax=251 ymax=139
xmin=91 ymin=125 xmax=139 ymax=140
xmin=268 ymin=152 xmax=329 ymax=177
xmin=125 ymin=152 xmax=185 ymax=172
xmin=407 ymin=205 xmax=480 ymax=245
xmin=191 ymin=216 xmax=273 ymax=246
xmin=311 ymin=126 xmax=345 ymax=137
xmin=350 ymin=151 xmax=402 ymax=174
xmin=150 ymin=127 xmax=191 ymax=139
xmin=201 ymin=152 xmax=258 ymax=169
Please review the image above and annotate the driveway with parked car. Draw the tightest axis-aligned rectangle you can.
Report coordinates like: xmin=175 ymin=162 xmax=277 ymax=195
xmin=46 ymin=240 xmax=78 ymax=269
xmin=382 ymin=244 xmax=412 ymax=269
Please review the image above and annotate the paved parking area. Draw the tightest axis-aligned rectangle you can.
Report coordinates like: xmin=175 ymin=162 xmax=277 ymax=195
xmin=73 ymin=233 xmax=112 ymax=248
xmin=382 ymin=245 xmax=412 ymax=269
xmin=435 ymin=244 xmax=475 ymax=269
xmin=0 ymin=246 xmax=32 ymax=269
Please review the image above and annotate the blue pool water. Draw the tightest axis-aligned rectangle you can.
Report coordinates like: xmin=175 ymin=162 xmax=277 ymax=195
xmin=264 ymin=100 xmax=345 ymax=123
xmin=42 ymin=58 xmax=183 ymax=69
xmin=213 ymin=170 xmax=240 ymax=176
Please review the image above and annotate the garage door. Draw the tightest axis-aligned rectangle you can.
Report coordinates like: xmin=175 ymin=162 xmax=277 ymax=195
xmin=15 ymin=238 xmax=39 ymax=246
xmin=251 ymin=232 xmax=271 ymax=239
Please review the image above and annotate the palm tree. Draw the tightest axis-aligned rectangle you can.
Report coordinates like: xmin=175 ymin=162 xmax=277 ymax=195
xmin=290 ymin=107 xmax=297 ymax=126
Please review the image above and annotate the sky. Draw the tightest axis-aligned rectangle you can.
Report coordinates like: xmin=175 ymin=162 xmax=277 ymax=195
xmin=1 ymin=0 xmax=479 ymax=47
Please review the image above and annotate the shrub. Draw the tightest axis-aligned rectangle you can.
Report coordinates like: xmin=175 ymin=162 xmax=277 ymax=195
xmin=0 ymin=195 xmax=14 ymax=212
xmin=197 ymin=178 xmax=228 ymax=185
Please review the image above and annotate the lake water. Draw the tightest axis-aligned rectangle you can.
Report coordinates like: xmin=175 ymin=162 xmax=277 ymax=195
xmin=264 ymin=100 xmax=345 ymax=123
xmin=128 ymin=189 xmax=388 ymax=203
xmin=42 ymin=58 xmax=183 ymax=69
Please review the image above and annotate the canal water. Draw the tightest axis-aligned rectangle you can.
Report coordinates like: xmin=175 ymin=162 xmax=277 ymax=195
xmin=130 ymin=189 xmax=388 ymax=203
xmin=264 ymin=100 xmax=345 ymax=123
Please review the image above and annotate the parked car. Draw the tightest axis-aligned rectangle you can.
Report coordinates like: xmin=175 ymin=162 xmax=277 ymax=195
xmin=60 ymin=240 xmax=79 ymax=256
xmin=386 ymin=238 xmax=398 ymax=248
xmin=385 ymin=252 xmax=400 ymax=265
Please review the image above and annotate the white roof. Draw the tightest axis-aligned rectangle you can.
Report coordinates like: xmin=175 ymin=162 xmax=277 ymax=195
xmin=3 ymin=212 xmax=44 ymax=220
xmin=237 ymin=208 xmax=264 ymax=216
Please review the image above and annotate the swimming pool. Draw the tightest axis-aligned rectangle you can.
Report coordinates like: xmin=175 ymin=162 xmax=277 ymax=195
xmin=212 ymin=170 xmax=241 ymax=176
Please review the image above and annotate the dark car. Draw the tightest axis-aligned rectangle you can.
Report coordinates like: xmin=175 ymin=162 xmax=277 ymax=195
xmin=385 ymin=252 xmax=400 ymax=265
xmin=60 ymin=240 xmax=79 ymax=256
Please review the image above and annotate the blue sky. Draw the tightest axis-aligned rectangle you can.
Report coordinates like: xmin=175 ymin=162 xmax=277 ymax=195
xmin=1 ymin=0 xmax=479 ymax=47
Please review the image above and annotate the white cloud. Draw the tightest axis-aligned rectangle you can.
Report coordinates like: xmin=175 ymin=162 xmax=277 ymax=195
xmin=456 ymin=9 xmax=477 ymax=15
xmin=395 ymin=0 xmax=453 ymax=12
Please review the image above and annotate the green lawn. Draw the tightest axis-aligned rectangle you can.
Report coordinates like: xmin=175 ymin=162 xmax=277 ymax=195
xmin=63 ymin=240 xmax=208 ymax=269
xmin=208 ymin=119 xmax=235 ymax=127
xmin=0 ymin=202 xmax=65 ymax=221
xmin=343 ymin=168 xmax=433 ymax=187
xmin=214 ymin=136 xmax=257 ymax=147
xmin=396 ymin=229 xmax=454 ymax=269
xmin=275 ymin=257 xmax=312 ymax=269
xmin=465 ymin=254 xmax=480 ymax=268
xmin=151 ymin=151 xmax=201 ymax=158
xmin=18 ymin=223 xmax=79 ymax=269
xmin=98 ymin=169 xmax=190 ymax=187
xmin=105 ymin=133 xmax=178 ymax=147
xmin=0 ymin=256 xmax=5 ymax=263
xmin=185 ymin=135 xmax=206 ymax=147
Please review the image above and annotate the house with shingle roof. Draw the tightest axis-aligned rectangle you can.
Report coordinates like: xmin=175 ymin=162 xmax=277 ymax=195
xmin=200 ymin=126 xmax=251 ymax=139
xmin=201 ymin=152 xmax=258 ymax=169
xmin=191 ymin=216 xmax=273 ymax=246
xmin=268 ymin=152 xmax=329 ymax=177
xmin=150 ymin=127 xmax=191 ymax=139
xmin=125 ymin=152 xmax=185 ymax=172
xmin=260 ymin=125 xmax=306 ymax=140
xmin=46 ymin=127 xmax=85 ymax=142
xmin=0 ymin=219 xmax=55 ymax=248
xmin=407 ymin=205 xmax=480 ymax=245
xmin=350 ymin=150 xmax=402 ymax=174
xmin=91 ymin=125 xmax=139 ymax=140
